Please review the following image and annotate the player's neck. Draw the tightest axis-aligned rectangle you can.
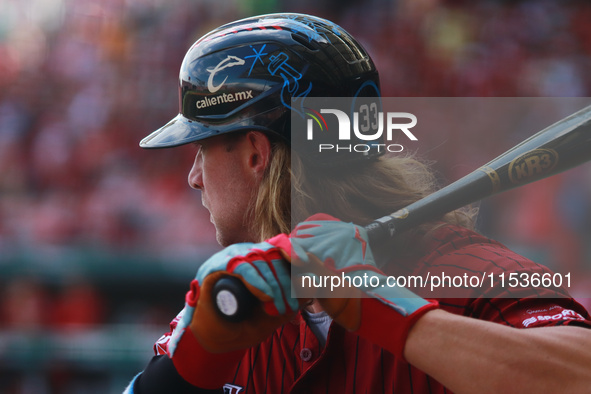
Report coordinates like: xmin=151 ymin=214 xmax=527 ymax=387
xmin=305 ymin=300 xmax=324 ymax=314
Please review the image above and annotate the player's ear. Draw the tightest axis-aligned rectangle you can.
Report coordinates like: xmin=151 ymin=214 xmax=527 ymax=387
xmin=244 ymin=131 xmax=272 ymax=176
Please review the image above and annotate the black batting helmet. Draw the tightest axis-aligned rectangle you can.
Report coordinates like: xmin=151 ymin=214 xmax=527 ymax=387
xmin=140 ymin=13 xmax=381 ymax=164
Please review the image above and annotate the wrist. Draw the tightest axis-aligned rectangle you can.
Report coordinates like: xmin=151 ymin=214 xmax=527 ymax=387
xmin=354 ymin=297 xmax=439 ymax=360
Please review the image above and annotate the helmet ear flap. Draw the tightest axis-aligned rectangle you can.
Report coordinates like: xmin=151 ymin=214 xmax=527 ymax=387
xmin=140 ymin=13 xmax=382 ymax=166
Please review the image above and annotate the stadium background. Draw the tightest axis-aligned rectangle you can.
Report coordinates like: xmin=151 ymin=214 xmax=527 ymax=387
xmin=1 ymin=0 xmax=590 ymax=392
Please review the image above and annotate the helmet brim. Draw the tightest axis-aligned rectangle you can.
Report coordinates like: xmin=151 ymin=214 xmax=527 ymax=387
xmin=140 ymin=113 xmax=219 ymax=149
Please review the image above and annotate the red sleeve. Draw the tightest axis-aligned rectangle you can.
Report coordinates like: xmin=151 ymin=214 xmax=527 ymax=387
xmin=404 ymin=225 xmax=591 ymax=329
xmin=471 ymin=296 xmax=591 ymax=329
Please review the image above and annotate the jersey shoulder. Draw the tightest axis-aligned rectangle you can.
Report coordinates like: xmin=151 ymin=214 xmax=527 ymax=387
xmin=419 ymin=224 xmax=545 ymax=275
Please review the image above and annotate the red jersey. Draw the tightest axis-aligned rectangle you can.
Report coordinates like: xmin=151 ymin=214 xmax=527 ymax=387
xmin=153 ymin=225 xmax=591 ymax=393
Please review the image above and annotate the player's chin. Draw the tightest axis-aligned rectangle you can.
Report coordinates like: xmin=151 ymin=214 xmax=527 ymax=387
xmin=215 ymin=232 xmax=231 ymax=247
xmin=215 ymin=225 xmax=255 ymax=247
xmin=214 ymin=226 xmax=239 ymax=247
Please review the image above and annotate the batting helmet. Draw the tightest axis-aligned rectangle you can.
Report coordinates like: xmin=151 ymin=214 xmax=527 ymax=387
xmin=140 ymin=13 xmax=381 ymax=165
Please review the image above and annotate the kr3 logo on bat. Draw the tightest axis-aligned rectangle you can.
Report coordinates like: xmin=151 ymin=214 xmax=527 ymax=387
xmin=305 ymin=103 xmax=418 ymax=154
xmin=508 ymin=148 xmax=559 ymax=184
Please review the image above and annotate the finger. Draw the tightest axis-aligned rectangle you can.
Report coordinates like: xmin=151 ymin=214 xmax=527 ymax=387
xmin=252 ymin=258 xmax=295 ymax=315
xmin=196 ymin=243 xmax=257 ymax=282
xmin=232 ymin=262 xmax=275 ymax=301
xmin=270 ymin=258 xmax=300 ymax=313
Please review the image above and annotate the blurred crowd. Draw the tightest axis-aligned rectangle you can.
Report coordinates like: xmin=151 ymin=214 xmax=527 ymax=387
xmin=347 ymin=0 xmax=591 ymax=97
xmin=0 ymin=0 xmax=226 ymax=261
xmin=1 ymin=0 xmax=591 ymax=347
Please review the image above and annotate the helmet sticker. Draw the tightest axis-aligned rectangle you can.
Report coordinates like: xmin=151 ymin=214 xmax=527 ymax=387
xmin=195 ymin=90 xmax=253 ymax=109
xmin=207 ymin=55 xmax=246 ymax=93
xmin=267 ymin=52 xmax=312 ymax=117
xmin=244 ymin=44 xmax=268 ymax=76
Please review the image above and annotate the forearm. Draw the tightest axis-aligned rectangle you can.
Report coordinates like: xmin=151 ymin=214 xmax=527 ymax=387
xmin=404 ymin=309 xmax=591 ymax=393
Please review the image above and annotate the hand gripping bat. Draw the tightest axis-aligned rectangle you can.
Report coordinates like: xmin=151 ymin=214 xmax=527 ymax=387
xmin=213 ymin=103 xmax=591 ymax=321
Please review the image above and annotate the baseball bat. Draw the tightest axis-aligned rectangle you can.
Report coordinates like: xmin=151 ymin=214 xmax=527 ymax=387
xmin=212 ymin=103 xmax=591 ymax=321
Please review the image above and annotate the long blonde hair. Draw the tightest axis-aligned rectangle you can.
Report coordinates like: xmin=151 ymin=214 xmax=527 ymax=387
xmin=251 ymin=140 xmax=476 ymax=241
xmin=248 ymin=141 xmax=292 ymax=241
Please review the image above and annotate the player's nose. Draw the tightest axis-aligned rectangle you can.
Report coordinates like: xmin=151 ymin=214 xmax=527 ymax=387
xmin=188 ymin=151 xmax=203 ymax=190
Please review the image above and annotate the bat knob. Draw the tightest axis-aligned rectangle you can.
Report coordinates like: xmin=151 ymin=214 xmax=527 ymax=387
xmin=212 ymin=276 xmax=257 ymax=322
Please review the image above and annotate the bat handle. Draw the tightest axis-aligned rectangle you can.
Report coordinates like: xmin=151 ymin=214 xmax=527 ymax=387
xmin=365 ymin=215 xmax=397 ymax=246
xmin=211 ymin=276 xmax=258 ymax=322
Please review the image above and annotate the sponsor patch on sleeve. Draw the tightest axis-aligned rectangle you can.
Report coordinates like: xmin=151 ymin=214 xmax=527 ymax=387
xmin=521 ymin=307 xmax=586 ymax=328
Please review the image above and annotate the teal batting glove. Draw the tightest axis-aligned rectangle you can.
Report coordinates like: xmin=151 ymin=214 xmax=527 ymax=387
xmin=291 ymin=214 xmax=439 ymax=359
xmin=167 ymin=234 xmax=308 ymax=388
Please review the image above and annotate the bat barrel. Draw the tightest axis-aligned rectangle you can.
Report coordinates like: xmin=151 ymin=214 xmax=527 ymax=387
xmin=367 ymin=104 xmax=591 ymax=246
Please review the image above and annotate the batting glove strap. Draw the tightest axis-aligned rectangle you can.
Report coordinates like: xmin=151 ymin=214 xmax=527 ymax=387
xmin=170 ymin=325 xmax=245 ymax=389
xmin=355 ymin=297 xmax=439 ymax=359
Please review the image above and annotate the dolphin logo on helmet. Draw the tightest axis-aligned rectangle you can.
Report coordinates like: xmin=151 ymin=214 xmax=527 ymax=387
xmin=207 ymin=55 xmax=246 ymax=93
